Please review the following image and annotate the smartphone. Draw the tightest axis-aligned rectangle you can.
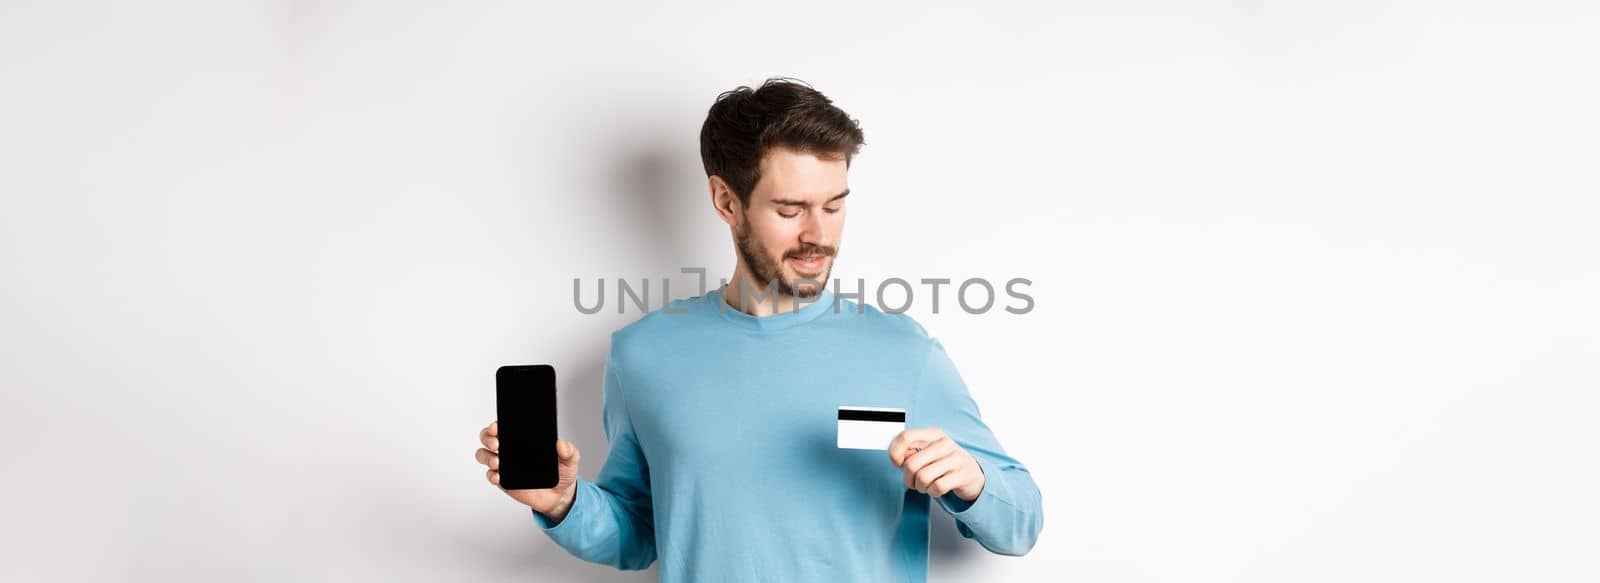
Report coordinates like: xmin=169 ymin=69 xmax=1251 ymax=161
xmin=495 ymin=364 xmax=559 ymax=489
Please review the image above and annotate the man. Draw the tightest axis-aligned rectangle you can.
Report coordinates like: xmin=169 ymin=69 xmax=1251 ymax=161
xmin=474 ymin=78 xmax=1043 ymax=581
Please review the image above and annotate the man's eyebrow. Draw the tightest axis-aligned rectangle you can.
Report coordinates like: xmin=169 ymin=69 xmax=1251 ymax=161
xmin=769 ymin=189 xmax=851 ymax=205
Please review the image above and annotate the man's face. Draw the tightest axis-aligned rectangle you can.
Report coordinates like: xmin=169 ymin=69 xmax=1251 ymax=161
xmin=732 ymin=148 xmax=849 ymax=299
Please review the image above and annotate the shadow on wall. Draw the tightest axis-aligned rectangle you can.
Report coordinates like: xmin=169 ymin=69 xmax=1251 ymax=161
xmin=497 ymin=115 xmax=704 ymax=581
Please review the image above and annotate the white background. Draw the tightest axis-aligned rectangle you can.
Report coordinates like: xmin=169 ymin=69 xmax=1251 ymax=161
xmin=3 ymin=1 xmax=1597 ymax=581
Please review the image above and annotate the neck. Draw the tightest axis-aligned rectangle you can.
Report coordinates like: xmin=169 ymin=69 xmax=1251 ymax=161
xmin=720 ymin=264 xmax=816 ymax=317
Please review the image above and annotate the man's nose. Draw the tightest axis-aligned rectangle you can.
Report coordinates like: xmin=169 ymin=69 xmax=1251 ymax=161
xmin=799 ymin=211 xmax=829 ymax=247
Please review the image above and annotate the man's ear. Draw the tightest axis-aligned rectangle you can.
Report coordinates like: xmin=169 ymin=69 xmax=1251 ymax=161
xmin=709 ymin=176 xmax=741 ymax=227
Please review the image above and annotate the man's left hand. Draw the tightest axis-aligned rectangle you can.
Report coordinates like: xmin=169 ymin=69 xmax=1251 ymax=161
xmin=888 ymin=428 xmax=985 ymax=502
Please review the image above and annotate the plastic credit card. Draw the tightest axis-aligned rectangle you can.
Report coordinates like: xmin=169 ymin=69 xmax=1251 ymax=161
xmin=836 ymin=406 xmax=906 ymax=450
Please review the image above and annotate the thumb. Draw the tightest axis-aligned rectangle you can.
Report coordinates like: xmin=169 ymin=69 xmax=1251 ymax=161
xmin=556 ymin=439 xmax=581 ymax=465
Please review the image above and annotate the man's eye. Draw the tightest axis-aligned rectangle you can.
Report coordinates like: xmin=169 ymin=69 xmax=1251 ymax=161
xmin=824 ymin=206 xmax=841 ymax=214
xmin=778 ymin=210 xmax=799 ymax=219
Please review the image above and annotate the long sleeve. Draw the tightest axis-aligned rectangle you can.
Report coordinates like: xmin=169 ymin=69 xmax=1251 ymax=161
xmin=531 ymin=337 xmax=658 ymax=570
xmin=911 ymin=338 xmax=1044 ymax=556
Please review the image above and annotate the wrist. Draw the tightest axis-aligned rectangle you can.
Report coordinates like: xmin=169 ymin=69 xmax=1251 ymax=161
xmin=541 ymin=487 xmax=578 ymax=524
xmin=955 ymin=481 xmax=984 ymax=502
xmin=956 ymin=457 xmax=987 ymax=502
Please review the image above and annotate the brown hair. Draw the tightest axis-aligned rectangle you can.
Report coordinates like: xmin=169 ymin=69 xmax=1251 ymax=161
xmin=699 ymin=77 xmax=865 ymax=207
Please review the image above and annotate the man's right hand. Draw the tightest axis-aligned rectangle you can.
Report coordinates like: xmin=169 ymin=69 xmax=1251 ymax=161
xmin=476 ymin=421 xmax=583 ymax=524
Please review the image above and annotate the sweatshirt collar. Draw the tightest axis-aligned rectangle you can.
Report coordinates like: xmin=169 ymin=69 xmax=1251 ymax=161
xmin=710 ymin=286 xmax=836 ymax=332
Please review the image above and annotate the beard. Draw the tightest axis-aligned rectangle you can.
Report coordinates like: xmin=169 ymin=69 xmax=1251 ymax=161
xmin=734 ymin=214 xmax=837 ymax=300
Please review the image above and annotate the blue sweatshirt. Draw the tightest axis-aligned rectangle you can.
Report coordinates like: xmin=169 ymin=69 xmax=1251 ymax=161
xmin=533 ymin=286 xmax=1043 ymax=581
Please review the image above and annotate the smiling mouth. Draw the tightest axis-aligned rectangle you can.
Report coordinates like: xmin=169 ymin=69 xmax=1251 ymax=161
xmin=787 ymin=255 xmax=828 ymax=273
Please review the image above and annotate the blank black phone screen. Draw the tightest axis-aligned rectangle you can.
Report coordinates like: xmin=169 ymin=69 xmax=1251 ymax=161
xmin=495 ymin=364 xmax=558 ymax=489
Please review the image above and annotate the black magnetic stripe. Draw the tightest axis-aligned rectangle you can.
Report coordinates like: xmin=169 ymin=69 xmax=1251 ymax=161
xmin=837 ymin=409 xmax=906 ymax=422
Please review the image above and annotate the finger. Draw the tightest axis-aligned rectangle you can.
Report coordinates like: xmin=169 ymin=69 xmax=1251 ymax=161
xmin=928 ymin=473 xmax=962 ymax=498
xmin=887 ymin=431 xmax=915 ymax=466
xmin=486 ymin=468 xmax=500 ymax=487
xmin=889 ymin=428 xmax=946 ymax=466
xmin=480 ymin=424 xmax=499 ymax=450
xmin=901 ymin=446 xmax=953 ymax=488
xmin=888 ymin=435 xmax=932 ymax=467
xmin=556 ymin=439 xmax=580 ymax=463
xmin=902 ymin=442 xmax=947 ymax=483
xmin=901 ymin=437 xmax=956 ymax=474
xmin=900 ymin=427 xmax=946 ymax=445
xmin=475 ymin=447 xmax=499 ymax=469
xmin=913 ymin=456 xmax=962 ymax=492
xmin=913 ymin=452 xmax=963 ymax=489
xmin=890 ymin=440 xmax=931 ymax=470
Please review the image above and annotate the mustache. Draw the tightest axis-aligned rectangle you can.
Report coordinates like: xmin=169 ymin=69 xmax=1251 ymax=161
xmin=785 ymin=245 xmax=836 ymax=259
